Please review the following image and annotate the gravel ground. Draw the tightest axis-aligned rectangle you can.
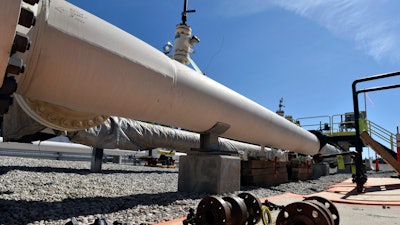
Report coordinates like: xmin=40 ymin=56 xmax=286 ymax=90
xmin=0 ymin=156 xmax=395 ymax=225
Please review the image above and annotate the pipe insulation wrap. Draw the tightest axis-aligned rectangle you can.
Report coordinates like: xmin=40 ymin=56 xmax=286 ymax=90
xmin=15 ymin=0 xmax=321 ymax=155
xmin=2 ymin=105 xmax=274 ymax=160
xmin=68 ymin=116 xmax=271 ymax=159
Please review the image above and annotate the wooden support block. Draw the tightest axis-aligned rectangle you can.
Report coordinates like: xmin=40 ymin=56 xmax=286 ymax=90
xmin=241 ymin=160 xmax=288 ymax=187
xmin=241 ymin=160 xmax=280 ymax=169
xmin=291 ymin=166 xmax=313 ymax=181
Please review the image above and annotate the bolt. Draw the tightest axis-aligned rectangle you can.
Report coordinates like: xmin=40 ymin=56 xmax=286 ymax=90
xmin=23 ymin=0 xmax=40 ymax=5
xmin=0 ymin=77 xmax=17 ymax=95
xmin=6 ymin=57 xmax=25 ymax=75
xmin=18 ymin=8 xmax=36 ymax=28
xmin=12 ymin=33 xmax=31 ymax=53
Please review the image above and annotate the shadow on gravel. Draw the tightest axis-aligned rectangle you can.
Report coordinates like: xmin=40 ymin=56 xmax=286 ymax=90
xmin=0 ymin=165 xmax=178 ymax=175
xmin=0 ymin=191 xmax=203 ymax=224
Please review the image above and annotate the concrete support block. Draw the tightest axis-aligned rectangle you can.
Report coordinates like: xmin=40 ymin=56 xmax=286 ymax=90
xmin=112 ymin=155 xmax=122 ymax=164
xmin=312 ymin=162 xmax=329 ymax=179
xmin=90 ymin=148 xmax=103 ymax=172
xmin=178 ymin=154 xmax=240 ymax=194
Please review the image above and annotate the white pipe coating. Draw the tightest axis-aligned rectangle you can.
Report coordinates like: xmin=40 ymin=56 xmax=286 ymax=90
xmin=6 ymin=0 xmax=321 ymax=155
xmin=0 ymin=140 xmax=140 ymax=156
xmin=0 ymin=0 xmax=22 ymax=83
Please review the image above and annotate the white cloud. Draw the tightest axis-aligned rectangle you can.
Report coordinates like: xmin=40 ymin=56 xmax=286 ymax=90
xmin=219 ymin=0 xmax=400 ymax=62
xmin=273 ymin=0 xmax=400 ymax=62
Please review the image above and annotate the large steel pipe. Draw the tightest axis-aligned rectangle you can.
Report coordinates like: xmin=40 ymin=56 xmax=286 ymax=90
xmin=0 ymin=0 xmax=23 ymax=83
xmin=3 ymin=0 xmax=321 ymax=155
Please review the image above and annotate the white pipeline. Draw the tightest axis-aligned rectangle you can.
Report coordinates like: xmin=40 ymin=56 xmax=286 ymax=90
xmin=0 ymin=140 xmax=142 ymax=156
xmin=3 ymin=0 xmax=321 ymax=155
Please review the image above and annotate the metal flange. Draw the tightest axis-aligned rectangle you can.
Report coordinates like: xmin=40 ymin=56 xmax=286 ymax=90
xmin=237 ymin=192 xmax=262 ymax=225
xmin=276 ymin=201 xmax=332 ymax=225
xmin=303 ymin=196 xmax=339 ymax=225
xmin=0 ymin=0 xmax=22 ymax=81
xmin=196 ymin=196 xmax=231 ymax=225
xmin=306 ymin=200 xmax=335 ymax=225
xmin=222 ymin=195 xmax=248 ymax=225
xmin=0 ymin=0 xmax=36 ymax=116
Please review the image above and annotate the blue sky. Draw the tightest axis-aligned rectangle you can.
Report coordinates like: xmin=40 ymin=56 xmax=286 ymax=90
xmin=67 ymin=0 xmax=400 ymax=156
